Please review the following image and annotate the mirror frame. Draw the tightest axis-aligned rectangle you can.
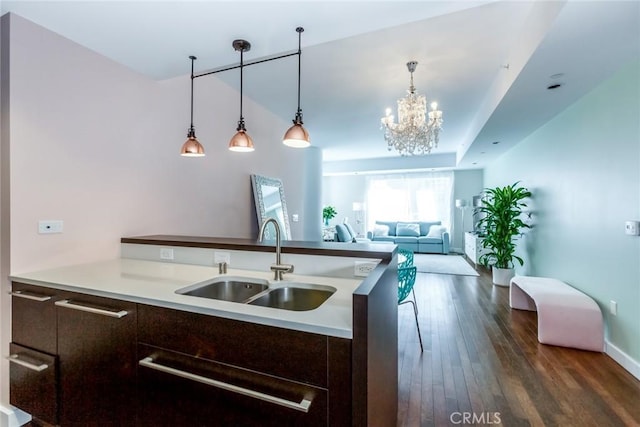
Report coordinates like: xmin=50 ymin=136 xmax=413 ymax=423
xmin=250 ymin=174 xmax=292 ymax=240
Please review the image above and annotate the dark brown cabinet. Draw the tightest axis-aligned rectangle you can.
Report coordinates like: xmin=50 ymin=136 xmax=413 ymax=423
xmin=8 ymin=343 xmax=58 ymax=425
xmin=11 ymin=285 xmax=352 ymax=426
xmin=137 ymin=304 xmax=351 ymax=426
xmin=56 ymin=294 xmax=137 ymax=426
xmin=10 ymin=284 xmax=137 ymax=427
xmin=9 ymin=283 xmax=60 ymax=425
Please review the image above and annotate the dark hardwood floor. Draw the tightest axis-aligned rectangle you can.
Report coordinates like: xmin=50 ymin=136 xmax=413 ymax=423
xmin=397 ymin=265 xmax=640 ymax=427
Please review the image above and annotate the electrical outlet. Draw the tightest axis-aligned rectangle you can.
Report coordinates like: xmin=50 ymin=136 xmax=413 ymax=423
xmin=214 ymin=251 xmax=231 ymax=265
xmin=610 ymin=300 xmax=617 ymax=316
xmin=160 ymin=248 xmax=174 ymax=260
xmin=38 ymin=220 xmax=64 ymax=234
xmin=354 ymin=261 xmax=378 ymax=277
xmin=625 ymin=221 xmax=640 ymax=236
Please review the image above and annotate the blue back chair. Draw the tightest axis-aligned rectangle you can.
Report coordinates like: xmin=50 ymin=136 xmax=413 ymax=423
xmin=398 ymin=265 xmax=423 ymax=352
xmin=398 ymin=247 xmax=414 ymax=269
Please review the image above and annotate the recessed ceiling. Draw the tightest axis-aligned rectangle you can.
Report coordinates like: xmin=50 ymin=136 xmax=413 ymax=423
xmin=2 ymin=0 xmax=639 ymax=170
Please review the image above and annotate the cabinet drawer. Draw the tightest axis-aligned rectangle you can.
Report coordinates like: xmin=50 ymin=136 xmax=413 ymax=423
xmin=138 ymin=304 xmax=328 ymax=387
xmin=11 ymin=283 xmax=59 ymax=354
xmin=57 ymin=293 xmax=137 ymax=426
xmin=9 ymin=343 xmax=58 ymax=426
xmin=137 ymin=344 xmax=327 ymax=427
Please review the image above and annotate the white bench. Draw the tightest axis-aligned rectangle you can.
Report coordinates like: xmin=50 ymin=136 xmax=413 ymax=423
xmin=509 ymin=276 xmax=604 ymax=352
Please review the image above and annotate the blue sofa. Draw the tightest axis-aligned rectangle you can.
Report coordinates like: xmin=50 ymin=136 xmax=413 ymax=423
xmin=367 ymin=220 xmax=450 ymax=254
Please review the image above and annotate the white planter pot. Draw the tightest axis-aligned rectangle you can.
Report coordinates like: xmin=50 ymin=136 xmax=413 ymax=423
xmin=492 ymin=267 xmax=515 ymax=287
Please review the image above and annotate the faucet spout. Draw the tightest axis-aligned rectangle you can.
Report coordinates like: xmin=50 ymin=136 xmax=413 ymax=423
xmin=258 ymin=218 xmax=294 ymax=280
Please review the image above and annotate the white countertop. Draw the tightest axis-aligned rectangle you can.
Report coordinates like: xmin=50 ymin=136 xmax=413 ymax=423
xmin=10 ymin=258 xmax=362 ymax=339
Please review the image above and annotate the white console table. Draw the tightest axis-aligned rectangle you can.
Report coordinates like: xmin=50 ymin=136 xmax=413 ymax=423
xmin=465 ymin=232 xmax=487 ymax=266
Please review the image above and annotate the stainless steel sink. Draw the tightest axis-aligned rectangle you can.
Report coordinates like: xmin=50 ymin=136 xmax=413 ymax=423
xmin=176 ymin=276 xmax=269 ymax=303
xmin=247 ymin=283 xmax=336 ymax=311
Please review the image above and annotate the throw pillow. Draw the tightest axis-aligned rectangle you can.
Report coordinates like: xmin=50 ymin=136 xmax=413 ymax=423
xmin=426 ymin=225 xmax=446 ymax=238
xmin=344 ymin=223 xmax=357 ymax=239
xmin=397 ymin=223 xmax=420 ymax=237
xmin=335 ymin=224 xmax=352 ymax=242
xmin=372 ymin=224 xmax=390 ymax=237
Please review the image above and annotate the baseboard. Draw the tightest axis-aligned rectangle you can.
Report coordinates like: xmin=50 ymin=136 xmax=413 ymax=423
xmin=605 ymin=340 xmax=640 ymax=381
xmin=0 ymin=406 xmax=31 ymax=427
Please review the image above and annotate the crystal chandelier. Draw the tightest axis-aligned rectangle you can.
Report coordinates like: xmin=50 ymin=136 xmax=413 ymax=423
xmin=380 ymin=61 xmax=443 ymax=156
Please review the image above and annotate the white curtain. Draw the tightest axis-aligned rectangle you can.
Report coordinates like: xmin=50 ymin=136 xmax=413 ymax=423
xmin=365 ymin=171 xmax=454 ymax=232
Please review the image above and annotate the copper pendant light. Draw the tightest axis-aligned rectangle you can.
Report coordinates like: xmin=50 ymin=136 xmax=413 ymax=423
xmin=180 ymin=56 xmax=205 ymax=157
xmin=228 ymin=40 xmax=255 ymax=152
xmin=282 ymin=27 xmax=310 ymax=148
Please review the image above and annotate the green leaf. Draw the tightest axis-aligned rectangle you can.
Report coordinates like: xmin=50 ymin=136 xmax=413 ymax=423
xmin=474 ymin=182 xmax=532 ymax=269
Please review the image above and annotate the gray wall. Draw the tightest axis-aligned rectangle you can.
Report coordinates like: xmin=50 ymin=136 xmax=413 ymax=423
xmin=484 ymin=59 xmax=640 ymax=368
xmin=452 ymin=169 xmax=484 ymax=252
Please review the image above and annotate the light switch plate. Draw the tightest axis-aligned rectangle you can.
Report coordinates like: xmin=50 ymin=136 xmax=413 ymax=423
xmin=38 ymin=220 xmax=63 ymax=234
xmin=625 ymin=220 xmax=640 ymax=235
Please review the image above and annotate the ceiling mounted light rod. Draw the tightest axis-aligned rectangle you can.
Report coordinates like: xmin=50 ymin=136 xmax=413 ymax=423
xmin=193 ymin=50 xmax=299 ymax=80
xmin=180 ymin=55 xmax=205 ymax=157
xmin=180 ymin=27 xmax=308 ymax=155
xmin=283 ymin=27 xmax=310 ymax=148
xmin=380 ymin=60 xmax=443 ymax=156
xmin=228 ymin=39 xmax=255 ymax=152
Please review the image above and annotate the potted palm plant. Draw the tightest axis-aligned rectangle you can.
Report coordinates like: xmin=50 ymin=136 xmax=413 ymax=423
xmin=476 ymin=182 xmax=532 ymax=286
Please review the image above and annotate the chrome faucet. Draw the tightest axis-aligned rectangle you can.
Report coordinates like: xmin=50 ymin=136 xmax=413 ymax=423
xmin=258 ymin=218 xmax=294 ymax=281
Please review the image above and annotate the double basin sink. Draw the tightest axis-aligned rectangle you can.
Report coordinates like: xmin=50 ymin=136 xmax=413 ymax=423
xmin=175 ymin=276 xmax=336 ymax=311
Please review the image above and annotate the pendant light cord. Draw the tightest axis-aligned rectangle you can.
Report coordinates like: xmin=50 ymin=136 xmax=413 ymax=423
xmin=239 ymin=48 xmax=244 ymax=129
xmin=296 ymin=28 xmax=302 ymax=113
xmin=190 ymin=57 xmax=195 ymax=130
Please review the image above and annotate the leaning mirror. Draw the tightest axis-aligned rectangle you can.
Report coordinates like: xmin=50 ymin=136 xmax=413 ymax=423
xmin=251 ymin=174 xmax=292 ymax=240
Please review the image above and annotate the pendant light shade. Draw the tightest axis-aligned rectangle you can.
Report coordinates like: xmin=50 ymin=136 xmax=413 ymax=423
xmin=181 ymin=134 xmax=205 ymax=156
xmin=228 ymin=40 xmax=255 ymax=152
xmin=180 ymin=56 xmax=205 ymax=157
xmin=282 ymin=124 xmax=309 ymax=147
xmin=228 ymin=129 xmax=254 ymax=152
xmin=283 ymin=27 xmax=310 ymax=148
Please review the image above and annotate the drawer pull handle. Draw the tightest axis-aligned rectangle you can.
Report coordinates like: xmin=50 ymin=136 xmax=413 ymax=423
xmin=7 ymin=354 xmax=48 ymax=372
xmin=8 ymin=290 xmax=52 ymax=302
xmin=55 ymin=300 xmax=128 ymax=318
xmin=139 ymin=357 xmax=312 ymax=413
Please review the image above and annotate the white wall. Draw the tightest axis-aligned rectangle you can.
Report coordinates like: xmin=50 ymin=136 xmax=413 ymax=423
xmin=322 ymin=174 xmax=367 ymax=232
xmin=484 ymin=59 xmax=640 ymax=372
xmin=0 ymin=13 xmax=322 ymax=408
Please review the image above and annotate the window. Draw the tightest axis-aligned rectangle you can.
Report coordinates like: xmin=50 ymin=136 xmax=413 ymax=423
xmin=365 ymin=171 xmax=453 ymax=231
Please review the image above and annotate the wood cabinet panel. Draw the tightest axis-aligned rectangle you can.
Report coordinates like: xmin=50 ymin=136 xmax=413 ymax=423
xmin=10 ymin=283 xmax=59 ymax=355
xmin=138 ymin=304 xmax=328 ymax=388
xmin=8 ymin=343 xmax=58 ymax=426
xmin=137 ymin=344 xmax=328 ymax=427
xmin=57 ymin=293 xmax=137 ymax=427
xmin=328 ymin=337 xmax=352 ymax=426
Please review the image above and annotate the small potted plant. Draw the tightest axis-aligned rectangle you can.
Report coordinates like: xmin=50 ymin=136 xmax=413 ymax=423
xmin=476 ymin=182 xmax=532 ymax=286
xmin=322 ymin=206 xmax=337 ymax=226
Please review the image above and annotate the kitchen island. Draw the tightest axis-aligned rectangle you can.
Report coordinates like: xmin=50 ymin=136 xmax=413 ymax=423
xmin=9 ymin=236 xmax=398 ymax=427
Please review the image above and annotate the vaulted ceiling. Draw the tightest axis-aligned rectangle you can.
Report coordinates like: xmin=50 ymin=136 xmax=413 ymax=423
xmin=2 ymin=1 xmax=639 ymax=172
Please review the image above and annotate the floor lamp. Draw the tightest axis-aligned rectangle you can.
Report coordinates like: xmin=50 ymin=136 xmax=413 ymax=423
xmin=455 ymin=199 xmax=468 ymax=254
xmin=352 ymin=202 xmax=364 ymax=237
